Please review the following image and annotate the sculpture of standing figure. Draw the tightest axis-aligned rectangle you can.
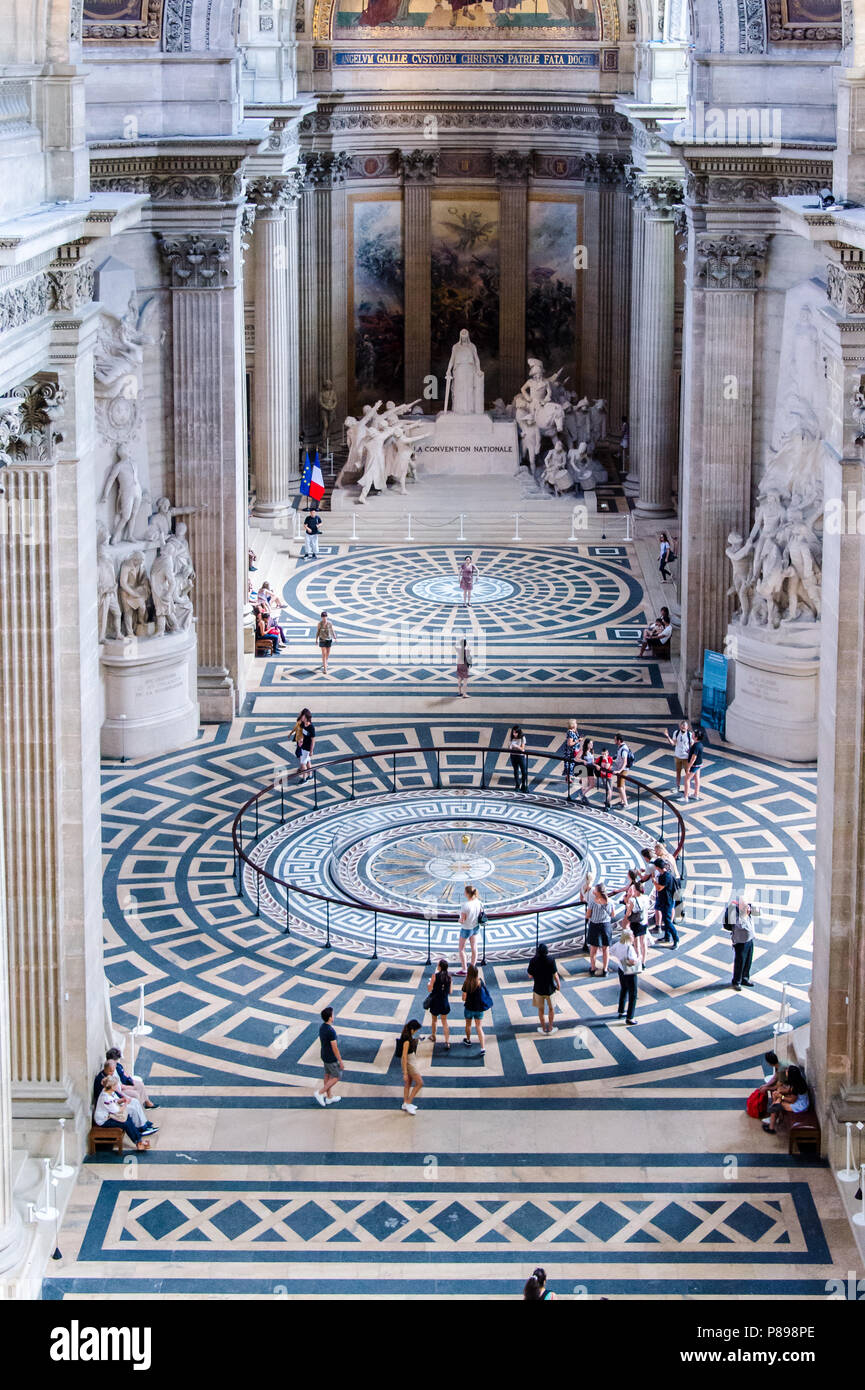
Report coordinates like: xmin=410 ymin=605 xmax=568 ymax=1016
xmin=357 ymin=418 xmax=399 ymax=504
xmin=444 ymin=329 xmax=484 ymax=415
xmin=150 ymin=548 xmax=180 ymax=635
xmin=101 ymin=445 xmax=144 ymax=545
xmin=143 ymin=495 xmax=198 ymax=547
xmin=784 ymin=508 xmax=821 ymax=620
xmin=725 ymin=531 xmax=755 ymax=625
xmin=163 ymin=531 xmax=195 ymax=632
xmin=589 ymin=399 xmax=608 ymax=451
xmin=118 ymin=551 xmax=151 ymax=637
xmin=319 ymin=380 xmax=338 ymax=439
xmin=97 ymin=531 xmax=122 ymax=641
xmin=516 ymin=408 xmax=541 ymax=476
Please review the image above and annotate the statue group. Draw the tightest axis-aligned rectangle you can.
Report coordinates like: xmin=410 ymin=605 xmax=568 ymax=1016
xmin=726 ymin=432 xmax=824 ymax=632
xmin=338 ymin=399 xmax=433 ymax=504
xmin=97 ymin=446 xmax=197 ymax=643
xmin=510 ymin=356 xmax=609 ymax=495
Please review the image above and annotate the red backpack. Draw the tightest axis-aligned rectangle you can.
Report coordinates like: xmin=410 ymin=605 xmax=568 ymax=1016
xmin=746 ymin=1087 xmax=767 ymax=1119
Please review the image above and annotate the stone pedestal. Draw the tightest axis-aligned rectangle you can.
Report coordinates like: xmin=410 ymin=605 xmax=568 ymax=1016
xmin=724 ymin=622 xmax=820 ymax=762
xmin=413 ymin=414 xmax=520 ymax=475
xmin=100 ymin=629 xmax=199 ymax=760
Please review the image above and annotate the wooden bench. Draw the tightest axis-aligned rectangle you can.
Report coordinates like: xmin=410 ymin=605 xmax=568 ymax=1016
xmin=777 ymin=1100 xmax=821 ymax=1156
xmin=87 ymin=1123 xmax=125 ymax=1155
xmin=255 ymin=637 xmax=277 ymax=658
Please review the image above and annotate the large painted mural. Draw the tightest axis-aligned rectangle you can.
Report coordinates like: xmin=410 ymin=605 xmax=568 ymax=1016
xmin=334 ymin=0 xmax=599 ymax=35
xmin=526 ymin=195 xmax=580 ymax=389
xmin=430 ymin=194 xmax=500 ymax=403
xmin=349 ymin=194 xmax=405 ymax=411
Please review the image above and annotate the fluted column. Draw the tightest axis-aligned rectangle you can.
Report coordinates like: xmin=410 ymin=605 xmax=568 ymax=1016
xmin=633 ymin=178 xmax=681 ymax=519
xmin=0 ymin=789 xmax=24 ymax=1275
xmin=495 ymin=150 xmax=531 ymax=405
xmin=609 ymin=172 xmax=632 ymax=432
xmin=400 ymin=149 xmax=437 ymax=404
xmin=159 ymin=229 xmax=246 ymax=722
xmin=248 ymin=173 xmax=302 ymax=523
xmin=679 ymin=233 xmax=766 ymax=701
xmin=298 ymin=165 xmax=319 ymax=439
xmin=307 ymin=153 xmax=351 ymax=431
xmin=625 ymin=182 xmax=646 ymax=493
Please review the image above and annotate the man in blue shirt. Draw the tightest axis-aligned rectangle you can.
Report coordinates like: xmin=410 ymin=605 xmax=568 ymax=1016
xmin=314 ymin=1006 xmax=344 ymax=1107
xmin=653 ymin=858 xmax=678 ymax=948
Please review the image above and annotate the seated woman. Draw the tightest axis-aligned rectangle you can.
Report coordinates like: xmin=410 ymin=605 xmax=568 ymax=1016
xmin=762 ymin=1063 xmax=809 ymax=1134
xmin=638 ymin=607 xmax=672 ymax=657
xmin=94 ymin=1075 xmax=151 ymax=1151
xmin=253 ymin=604 xmax=280 ymax=655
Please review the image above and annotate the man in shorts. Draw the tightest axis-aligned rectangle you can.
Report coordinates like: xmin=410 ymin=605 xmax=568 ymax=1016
xmin=298 ymin=708 xmax=315 ymax=781
xmin=612 ymin=733 xmax=631 ymax=809
xmin=314 ymin=1006 xmax=343 ymax=1106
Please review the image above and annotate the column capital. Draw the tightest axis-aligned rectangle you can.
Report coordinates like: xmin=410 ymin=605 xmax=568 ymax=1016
xmin=158 ymin=234 xmax=232 ymax=289
xmin=399 ymin=149 xmax=440 ymax=184
xmin=493 ymin=149 xmax=532 ymax=185
xmin=582 ymin=152 xmax=628 ymax=187
xmin=1 ymin=377 xmax=66 ymax=464
xmin=302 ymin=151 xmax=352 ymax=189
xmin=694 ymin=234 xmax=770 ymax=289
xmin=639 ymin=176 xmax=684 ymax=216
xmin=246 ymin=170 xmax=305 ymax=215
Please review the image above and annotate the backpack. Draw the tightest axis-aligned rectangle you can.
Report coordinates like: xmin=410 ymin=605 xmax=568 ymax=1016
xmin=624 ymin=747 xmax=635 ymax=769
xmin=478 ymin=979 xmax=493 ymax=1011
xmin=746 ymin=1087 xmax=767 ymax=1119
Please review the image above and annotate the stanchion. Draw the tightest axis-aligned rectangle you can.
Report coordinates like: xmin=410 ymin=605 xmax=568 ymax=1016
xmin=51 ymin=1119 xmax=75 ymax=1181
xmin=351 ymin=514 xmax=358 ymax=541
xmin=624 ymin=511 xmax=632 ymax=543
xmin=34 ymin=1158 xmax=59 ymax=1222
xmin=774 ymin=981 xmax=794 ymax=1035
xmin=132 ymin=983 xmax=152 ymax=1038
xmin=458 ymin=513 xmax=465 ymax=541
xmin=512 ymin=513 xmax=521 ymax=542
xmin=837 ymin=1121 xmax=858 ymax=1182
xmin=406 ymin=512 xmax=414 ymax=541
xmin=481 ymin=915 xmax=487 ymax=966
xmin=854 ymin=1166 xmax=865 ymax=1227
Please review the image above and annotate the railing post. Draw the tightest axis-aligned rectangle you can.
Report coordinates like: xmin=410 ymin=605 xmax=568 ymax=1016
xmin=372 ymin=910 xmax=378 ymax=960
xmin=535 ymin=912 xmax=539 ymax=952
xmin=458 ymin=513 xmax=465 ymax=541
xmin=284 ymin=884 xmax=290 ymax=937
xmin=636 ymin=783 xmax=641 ymax=827
xmin=480 ymin=750 xmax=485 ymax=790
xmin=661 ymin=798 xmax=665 ymax=841
xmin=255 ymin=873 xmax=261 ymax=918
xmin=426 ymin=916 xmax=431 ymax=966
xmin=436 ymin=749 xmax=441 ymax=789
xmin=326 ymin=898 xmax=331 ymax=949
xmin=280 ymin=785 xmax=285 ymax=824
xmin=392 ymin=751 xmax=397 ymax=793
xmin=481 ymin=915 xmax=487 ymax=966
xmin=351 ymin=759 xmax=355 ymax=801
xmin=254 ymin=797 xmax=259 ymax=840
xmin=313 ymin=768 xmax=318 ymax=810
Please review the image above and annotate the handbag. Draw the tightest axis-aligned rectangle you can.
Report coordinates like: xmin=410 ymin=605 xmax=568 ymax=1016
xmin=477 ymin=907 xmax=487 ymax=927
xmin=422 ymin=992 xmax=434 ymax=1011
xmin=746 ymin=1087 xmax=768 ymax=1119
xmin=478 ymin=980 xmax=494 ymax=1011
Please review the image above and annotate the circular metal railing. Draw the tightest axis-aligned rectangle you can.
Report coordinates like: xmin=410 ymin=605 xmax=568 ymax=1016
xmin=230 ymin=743 xmax=687 ymax=963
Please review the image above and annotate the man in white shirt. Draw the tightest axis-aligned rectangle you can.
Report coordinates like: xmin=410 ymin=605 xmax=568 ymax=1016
xmin=94 ymin=1076 xmax=153 ymax=1149
xmin=664 ymin=720 xmax=693 ymax=796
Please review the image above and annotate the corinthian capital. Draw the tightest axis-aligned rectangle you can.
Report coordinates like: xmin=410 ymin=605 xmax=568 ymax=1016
xmin=695 ymin=234 xmax=769 ymax=290
xmin=399 ymin=148 xmax=439 ymax=184
xmin=158 ymin=234 xmax=231 ymax=289
xmin=246 ymin=175 xmax=294 ymax=214
xmin=493 ymin=149 xmax=532 ymax=184
xmin=640 ymin=177 xmax=684 ymax=216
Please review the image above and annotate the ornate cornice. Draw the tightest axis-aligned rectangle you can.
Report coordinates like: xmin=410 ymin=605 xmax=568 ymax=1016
xmin=83 ymin=0 xmax=162 ymax=43
xmin=399 ymin=149 xmax=439 ymax=184
xmin=685 ymin=156 xmax=833 ymax=207
xmin=158 ymin=234 xmax=231 ymax=289
xmin=301 ymin=102 xmax=631 ymax=139
xmin=695 ymin=235 xmax=769 ymax=290
xmin=89 ymin=154 xmax=244 ymax=205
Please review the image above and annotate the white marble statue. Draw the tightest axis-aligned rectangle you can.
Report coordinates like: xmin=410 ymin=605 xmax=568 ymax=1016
xmin=93 ymin=293 xmax=149 ymax=398
xmin=542 ymin=438 xmax=574 ymax=496
xmin=97 ymin=528 xmax=122 ymax=642
xmin=150 ymin=547 xmax=181 ymax=636
xmin=101 ymin=445 xmax=145 ymax=545
xmin=357 ymin=417 xmax=400 ymax=504
xmin=143 ymin=495 xmax=198 ymax=547
xmin=589 ymin=399 xmax=608 ymax=451
xmin=444 ymin=330 xmax=484 ymax=415
xmin=118 ymin=551 xmax=151 ymax=637
xmin=319 ymin=380 xmax=338 ymax=439
xmin=516 ymin=408 xmax=541 ymax=475
xmin=163 ymin=530 xmax=195 ymax=632
xmin=515 ymin=358 xmax=565 ymax=439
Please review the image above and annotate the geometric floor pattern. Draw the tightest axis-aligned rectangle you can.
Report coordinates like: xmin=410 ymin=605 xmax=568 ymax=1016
xmin=101 ymin=714 xmax=816 ymax=1103
xmin=43 ymin=1150 xmax=852 ymax=1298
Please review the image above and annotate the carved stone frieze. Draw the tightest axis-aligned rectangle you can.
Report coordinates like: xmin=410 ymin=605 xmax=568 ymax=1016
xmin=90 ymin=154 xmax=244 ymax=205
xmin=827 ymin=260 xmax=865 ymax=318
xmin=767 ymin=0 xmax=840 ymax=43
xmin=300 ymin=104 xmax=631 ymax=139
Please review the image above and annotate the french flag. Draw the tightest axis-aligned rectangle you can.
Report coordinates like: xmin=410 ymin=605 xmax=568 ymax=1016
xmin=301 ymin=450 xmax=325 ymax=502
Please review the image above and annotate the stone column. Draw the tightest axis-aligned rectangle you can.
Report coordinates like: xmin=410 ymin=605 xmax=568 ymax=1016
xmin=400 ymin=149 xmax=437 ymax=406
xmin=809 ymin=263 xmax=865 ymax=1155
xmin=608 ymin=167 xmax=632 ymax=433
xmin=495 ymin=150 xmax=531 ymax=405
xmin=248 ymin=173 xmax=303 ymax=524
xmin=297 ymin=163 xmax=319 ymax=440
xmin=679 ymin=233 xmax=767 ymax=710
xmin=625 ymin=181 xmax=646 ymax=493
xmin=308 ymin=153 xmax=351 ymax=433
xmin=0 ymin=788 xmax=25 ymax=1278
xmin=159 ymin=229 xmax=246 ymax=723
xmin=633 ymin=177 xmax=681 ymax=519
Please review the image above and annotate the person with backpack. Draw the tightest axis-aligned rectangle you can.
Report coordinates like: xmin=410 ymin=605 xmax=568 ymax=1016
xmin=746 ymin=1051 xmax=786 ymax=1120
xmin=612 ymin=733 xmax=633 ymax=808
xmin=653 ymin=857 xmax=679 ymax=948
xmin=723 ymin=897 xmax=759 ymax=989
xmin=527 ymin=942 xmax=561 ymax=1034
xmin=423 ymin=959 xmax=452 ymax=1050
xmin=610 ymin=924 xmax=641 ymax=1025
xmin=523 ymin=1267 xmax=556 ymax=1300
xmin=578 ymin=736 xmax=596 ymax=805
xmin=461 ymin=963 xmax=491 ymax=1055
xmin=398 ymin=1017 xmax=424 ymax=1114
xmin=597 ymin=747 xmax=614 ymax=810
xmin=762 ymin=1063 xmax=810 ymax=1135
xmin=664 ymin=719 xmax=693 ymax=796
xmin=315 ymin=610 xmax=336 ymax=674
xmin=658 ymin=531 xmax=675 ymax=581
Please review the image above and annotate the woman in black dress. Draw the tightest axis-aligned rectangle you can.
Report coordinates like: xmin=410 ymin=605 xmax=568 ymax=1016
xmin=425 ymin=959 xmax=451 ymax=1050
xmin=527 ymin=943 xmax=561 ymax=1035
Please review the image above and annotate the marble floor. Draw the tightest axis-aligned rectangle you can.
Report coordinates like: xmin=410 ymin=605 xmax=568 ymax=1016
xmin=44 ymin=510 xmax=857 ymax=1299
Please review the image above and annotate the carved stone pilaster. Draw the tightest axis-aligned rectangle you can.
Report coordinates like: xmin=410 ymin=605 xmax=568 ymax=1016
xmin=493 ymin=150 xmax=532 ymax=184
xmin=399 ymin=149 xmax=439 ymax=184
xmin=695 ymin=235 xmax=769 ymax=290
xmin=46 ymin=243 xmax=95 ymax=314
xmin=158 ymin=234 xmax=231 ymax=289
